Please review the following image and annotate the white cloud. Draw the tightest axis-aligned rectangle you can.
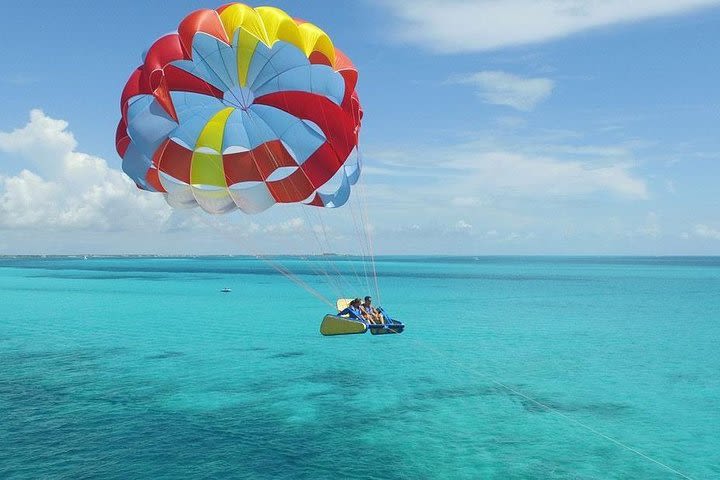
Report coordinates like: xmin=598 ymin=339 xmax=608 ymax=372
xmin=384 ymin=0 xmax=720 ymax=52
xmin=357 ymin=135 xmax=649 ymax=252
xmin=371 ymin=146 xmax=647 ymax=200
xmin=0 ymin=110 xmax=77 ymax=178
xmin=694 ymin=224 xmax=720 ymax=240
xmin=450 ymin=71 xmax=554 ymax=111
xmin=455 ymin=219 xmax=473 ymax=231
xmin=0 ymin=110 xmax=171 ymax=231
xmin=365 ymin=127 xmax=649 ymax=202
xmin=262 ymin=217 xmax=305 ymax=234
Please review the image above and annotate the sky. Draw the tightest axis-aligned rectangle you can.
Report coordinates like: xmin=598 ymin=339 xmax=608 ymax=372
xmin=0 ymin=0 xmax=719 ymax=255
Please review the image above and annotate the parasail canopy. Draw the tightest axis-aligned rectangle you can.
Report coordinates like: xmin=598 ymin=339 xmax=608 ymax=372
xmin=116 ymin=4 xmax=363 ymax=215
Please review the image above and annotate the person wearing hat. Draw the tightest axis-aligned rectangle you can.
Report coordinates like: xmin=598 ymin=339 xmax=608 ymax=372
xmin=360 ymin=296 xmax=384 ymax=324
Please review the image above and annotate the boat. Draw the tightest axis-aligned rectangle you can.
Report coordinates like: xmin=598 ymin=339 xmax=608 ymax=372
xmin=320 ymin=299 xmax=405 ymax=336
xmin=220 ymin=288 xmax=232 ymax=293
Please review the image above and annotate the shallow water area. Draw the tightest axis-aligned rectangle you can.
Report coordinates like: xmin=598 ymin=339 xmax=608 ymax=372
xmin=1 ymin=256 xmax=718 ymax=479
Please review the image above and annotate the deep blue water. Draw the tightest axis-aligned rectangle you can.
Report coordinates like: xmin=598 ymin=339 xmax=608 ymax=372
xmin=1 ymin=256 xmax=718 ymax=479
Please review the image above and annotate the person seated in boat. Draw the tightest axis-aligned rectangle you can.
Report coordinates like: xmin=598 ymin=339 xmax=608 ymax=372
xmin=360 ymin=296 xmax=384 ymax=324
xmin=338 ymin=298 xmax=365 ymax=322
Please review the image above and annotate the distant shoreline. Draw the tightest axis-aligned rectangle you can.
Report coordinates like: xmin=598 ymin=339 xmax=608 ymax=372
xmin=1 ymin=254 xmax=719 ymax=259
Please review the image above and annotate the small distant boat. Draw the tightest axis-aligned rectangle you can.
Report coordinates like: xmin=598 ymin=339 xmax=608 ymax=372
xmin=220 ymin=288 xmax=232 ymax=293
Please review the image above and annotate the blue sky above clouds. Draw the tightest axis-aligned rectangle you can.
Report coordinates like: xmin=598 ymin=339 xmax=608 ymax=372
xmin=0 ymin=0 xmax=719 ymax=254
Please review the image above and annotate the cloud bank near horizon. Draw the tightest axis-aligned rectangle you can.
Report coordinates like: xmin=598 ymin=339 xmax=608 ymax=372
xmin=0 ymin=110 xmax=717 ymax=254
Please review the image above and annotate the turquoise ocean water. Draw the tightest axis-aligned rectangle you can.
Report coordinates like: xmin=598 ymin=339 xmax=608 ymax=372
xmin=1 ymin=256 xmax=718 ymax=479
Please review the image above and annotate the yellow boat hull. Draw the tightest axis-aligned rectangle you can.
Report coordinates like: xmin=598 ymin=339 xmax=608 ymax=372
xmin=320 ymin=315 xmax=368 ymax=336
